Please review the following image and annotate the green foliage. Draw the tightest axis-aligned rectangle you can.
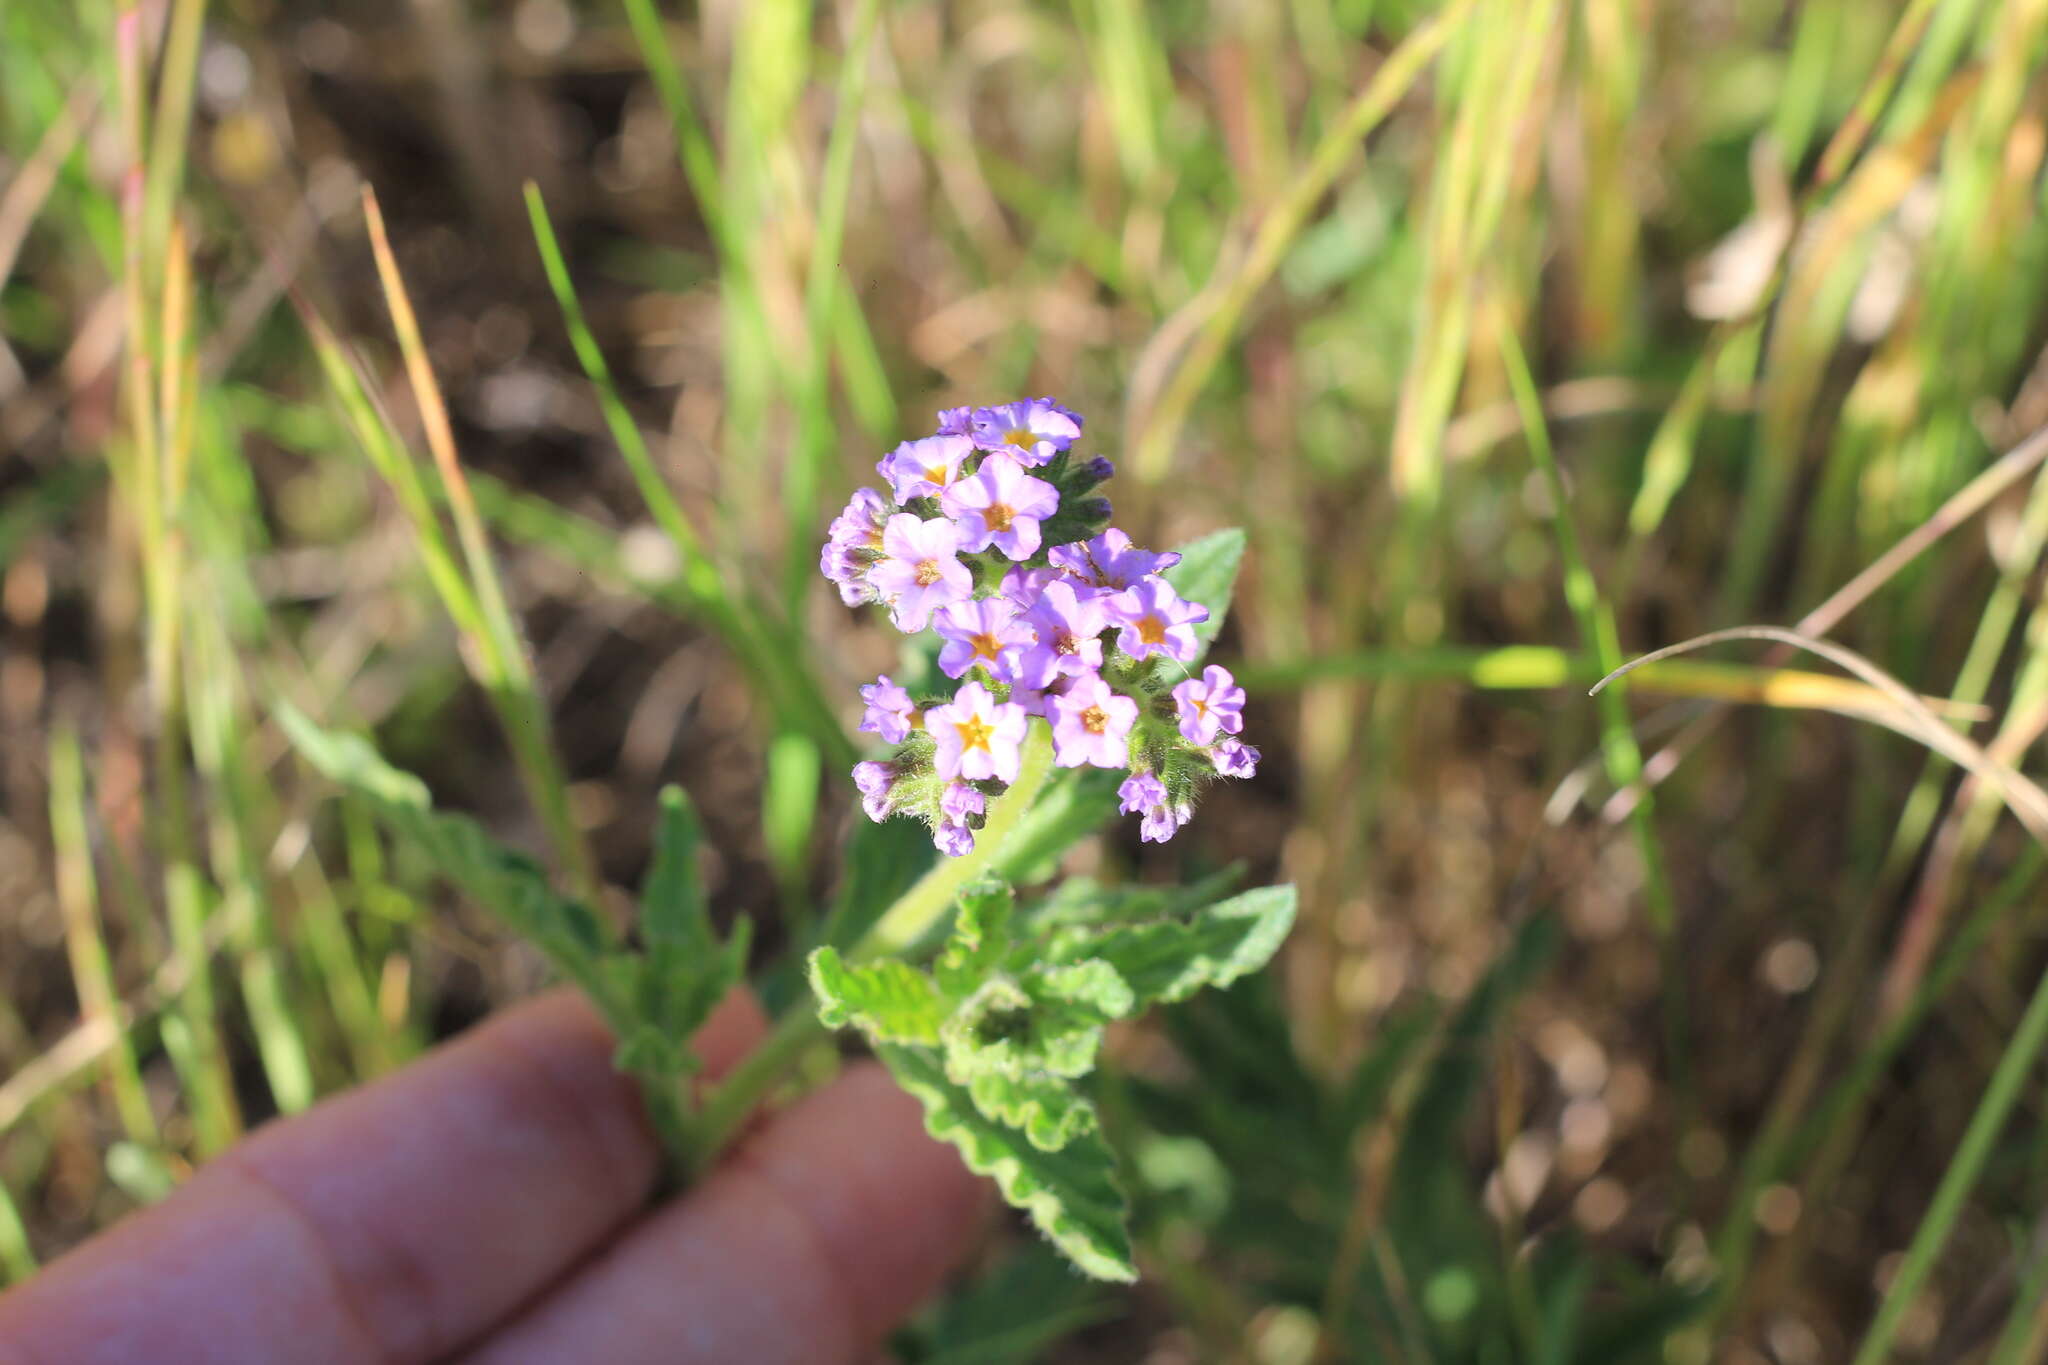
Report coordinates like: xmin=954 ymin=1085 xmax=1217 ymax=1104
xmin=279 ymin=703 xmax=611 ymax=989
xmin=809 ymin=875 xmax=1297 ymax=1281
xmin=625 ymin=788 xmax=752 ymax=1080
xmin=880 ymin=1044 xmax=1139 ymax=1284
xmin=1043 ymin=885 xmax=1295 ymax=1006
xmin=811 ymin=952 xmax=949 ymax=1043
xmin=896 ymin=1244 xmax=1117 ymax=1365
xmin=1122 ymin=918 xmax=1711 ymax=1362
xmin=1161 ymin=528 xmax=1245 ymax=662
xmin=280 ymin=704 xmax=749 ymax=1153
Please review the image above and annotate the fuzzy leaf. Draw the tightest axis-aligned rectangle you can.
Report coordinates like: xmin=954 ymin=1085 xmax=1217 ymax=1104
xmin=280 ymin=703 xmax=611 ymax=992
xmin=916 ymin=1245 xmax=1117 ymax=1365
xmin=1049 ymin=885 xmax=1296 ymax=1007
xmin=808 ymin=948 xmax=948 ymax=1045
xmin=935 ymin=878 xmax=1016 ymax=997
xmin=966 ymin=1070 xmax=1101 ymax=1152
xmin=1028 ymin=958 xmax=1137 ymax=1020
xmin=631 ymin=786 xmax=750 ymax=1050
xmin=878 ymin=1044 xmax=1137 ymax=1282
xmin=943 ymin=962 xmax=1130 ymax=1082
xmin=1034 ymin=865 xmax=1244 ymax=928
xmin=642 ymin=915 xmax=751 ymax=1058
xmin=1163 ymin=527 xmax=1246 ymax=661
xmin=641 ymin=785 xmax=712 ymax=954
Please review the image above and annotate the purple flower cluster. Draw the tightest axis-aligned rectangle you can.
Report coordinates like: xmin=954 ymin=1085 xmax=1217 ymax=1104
xmin=823 ymin=399 xmax=1259 ymax=856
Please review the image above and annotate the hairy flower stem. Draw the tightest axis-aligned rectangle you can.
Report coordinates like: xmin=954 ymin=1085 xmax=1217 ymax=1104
xmin=681 ymin=723 xmax=1057 ymax=1175
xmin=861 ymin=721 xmax=1055 ymax=958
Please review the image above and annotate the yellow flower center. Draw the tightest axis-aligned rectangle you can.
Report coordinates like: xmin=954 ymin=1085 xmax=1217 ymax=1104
xmin=1081 ymin=704 xmax=1109 ymax=734
xmin=954 ymin=713 xmax=994 ymax=753
xmin=985 ymin=502 xmax=1015 ymax=532
xmin=1191 ymin=696 xmax=1209 ymax=717
xmin=1137 ymin=616 xmax=1168 ymax=646
xmin=1004 ymin=428 xmax=1035 ymax=450
xmin=923 ymin=463 xmax=950 ymax=485
xmin=915 ymin=559 xmax=943 ymax=587
xmin=969 ymin=631 xmax=1002 ymax=661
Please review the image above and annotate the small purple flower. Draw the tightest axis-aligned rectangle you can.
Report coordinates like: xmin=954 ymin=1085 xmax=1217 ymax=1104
xmin=942 ymin=456 xmax=1060 ymax=561
xmin=1141 ymin=801 xmax=1192 ymax=844
xmin=1106 ymin=578 xmax=1208 ymax=663
xmin=1049 ymin=674 xmax=1139 ymax=770
xmin=1007 ymin=669 xmax=1075 ymax=719
xmin=1212 ymin=737 xmax=1261 ymax=779
xmin=1118 ymin=771 xmax=1167 ymax=815
xmin=927 ymin=680 xmax=1029 ymax=783
xmin=1001 ymin=564 xmax=1063 ymax=608
xmin=1117 ymin=771 xmax=1187 ymax=843
xmin=821 ymin=488 xmax=892 ymax=604
xmin=1017 ymin=580 xmax=1107 ymax=687
xmin=868 ymin=514 xmax=974 ymax=633
xmin=819 ymin=541 xmax=875 ymax=605
xmin=1049 ymin=527 xmax=1181 ymax=593
xmin=969 ymin=398 xmax=1082 ymax=467
xmin=858 ymin=674 xmax=919 ymax=744
xmin=1171 ymin=665 xmax=1246 ymax=745
xmin=879 ymin=434 xmax=974 ymax=502
xmin=935 ymin=598 xmax=1031 ymax=682
xmin=940 ymin=782 xmax=986 ymax=822
xmin=828 ymin=487 xmax=890 ymax=550
xmin=852 ymin=760 xmax=897 ymax=822
xmin=934 ymin=820 xmax=976 ymax=857
xmin=936 ymin=406 xmax=975 ymax=437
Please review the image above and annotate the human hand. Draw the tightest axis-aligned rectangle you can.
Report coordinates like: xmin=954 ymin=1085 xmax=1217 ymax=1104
xmin=0 ymin=990 xmax=988 ymax=1364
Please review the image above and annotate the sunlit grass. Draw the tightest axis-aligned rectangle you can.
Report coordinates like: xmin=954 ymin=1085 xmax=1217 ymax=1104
xmin=8 ymin=0 xmax=2048 ymax=1356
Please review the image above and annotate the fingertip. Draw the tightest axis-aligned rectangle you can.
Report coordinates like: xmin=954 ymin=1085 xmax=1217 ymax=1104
xmin=706 ymin=1060 xmax=993 ymax=1344
xmin=690 ymin=988 xmax=770 ymax=1083
xmin=461 ymin=1058 xmax=991 ymax=1365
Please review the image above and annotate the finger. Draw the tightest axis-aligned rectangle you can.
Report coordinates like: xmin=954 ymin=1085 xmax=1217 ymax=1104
xmin=464 ymin=1061 xmax=989 ymax=1365
xmin=0 ymin=988 xmax=765 ymax=1365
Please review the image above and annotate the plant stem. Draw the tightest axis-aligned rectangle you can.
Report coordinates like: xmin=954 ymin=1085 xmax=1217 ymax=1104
xmin=1850 ymin=950 xmax=2048 ymax=1365
xmin=859 ymin=722 xmax=1056 ymax=959
xmin=681 ymin=722 xmax=1059 ymax=1172
xmin=683 ymin=1002 xmax=825 ymax=1177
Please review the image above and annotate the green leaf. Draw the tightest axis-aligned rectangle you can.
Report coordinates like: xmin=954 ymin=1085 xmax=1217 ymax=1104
xmin=613 ymin=1025 xmax=685 ymax=1078
xmin=1162 ymin=527 xmax=1246 ymax=660
xmin=914 ymin=1245 xmax=1117 ymax=1365
xmin=280 ymin=702 xmax=612 ymax=995
xmin=642 ymin=786 xmax=712 ymax=954
xmin=1033 ymin=865 xmax=1244 ymax=928
xmin=1048 ymin=885 xmax=1296 ymax=1007
xmin=943 ymin=962 xmax=1130 ymax=1082
xmin=990 ymin=767 xmax=1120 ymax=886
xmin=935 ymin=877 xmax=1016 ymax=997
xmin=965 ymin=1070 xmax=1101 ymax=1152
xmin=808 ymin=948 xmax=949 ymax=1044
xmin=280 ymin=702 xmax=432 ymax=810
xmin=878 ymin=1044 xmax=1137 ymax=1282
xmin=634 ymin=788 xmax=751 ymax=1050
xmin=1028 ymin=959 xmax=1136 ymax=1020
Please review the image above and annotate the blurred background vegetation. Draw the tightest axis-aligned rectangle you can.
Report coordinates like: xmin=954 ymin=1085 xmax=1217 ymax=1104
xmin=10 ymin=0 xmax=2048 ymax=1359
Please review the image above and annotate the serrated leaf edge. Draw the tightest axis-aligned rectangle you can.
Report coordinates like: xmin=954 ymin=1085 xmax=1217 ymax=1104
xmin=880 ymin=1045 xmax=1137 ymax=1283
